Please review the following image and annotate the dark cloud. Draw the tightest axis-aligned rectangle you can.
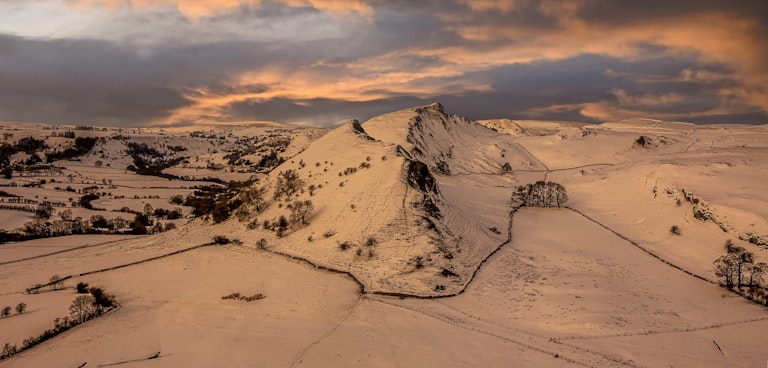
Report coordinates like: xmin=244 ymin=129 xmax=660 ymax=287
xmin=575 ymin=0 xmax=768 ymax=26
xmin=0 ymin=34 xmax=189 ymax=125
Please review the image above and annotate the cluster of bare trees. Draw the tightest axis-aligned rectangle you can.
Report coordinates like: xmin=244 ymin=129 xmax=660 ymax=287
xmin=714 ymin=240 xmax=766 ymax=289
xmin=511 ymin=181 xmax=568 ymax=207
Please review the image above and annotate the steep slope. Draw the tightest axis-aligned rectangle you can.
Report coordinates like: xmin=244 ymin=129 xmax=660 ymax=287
xmin=230 ymin=119 xmax=453 ymax=295
xmin=231 ymin=104 xmax=543 ymax=295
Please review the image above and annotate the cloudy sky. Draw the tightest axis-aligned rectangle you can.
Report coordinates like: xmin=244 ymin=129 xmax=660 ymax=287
xmin=1 ymin=0 xmax=767 ymax=127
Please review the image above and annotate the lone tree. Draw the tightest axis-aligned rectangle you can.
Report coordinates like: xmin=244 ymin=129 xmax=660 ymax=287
xmin=273 ymin=169 xmax=303 ymax=201
xmin=288 ymin=200 xmax=314 ymax=227
xmin=512 ymin=181 xmax=568 ymax=207
xmin=15 ymin=302 xmax=26 ymax=314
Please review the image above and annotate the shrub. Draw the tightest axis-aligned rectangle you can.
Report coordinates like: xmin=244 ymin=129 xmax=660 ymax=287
xmin=1 ymin=343 xmax=17 ymax=359
xmin=89 ymin=287 xmax=115 ymax=309
xmin=670 ymin=225 xmax=681 ymax=235
xmin=130 ymin=220 xmax=147 ymax=235
xmin=634 ymin=135 xmax=652 ymax=148
xmin=34 ymin=204 xmax=54 ymax=220
xmin=170 ymin=195 xmax=184 ymax=205
xmin=339 ymin=241 xmax=353 ymax=251
xmin=1 ymin=306 xmax=10 ymax=318
xmin=213 ymin=236 xmax=231 ymax=245
xmin=90 ymin=215 xmax=111 ymax=229
xmin=256 ymin=238 xmax=267 ymax=249
xmin=222 ymin=292 xmax=265 ymax=302
xmin=76 ymin=282 xmax=90 ymax=294
xmin=15 ymin=303 xmax=27 ymax=314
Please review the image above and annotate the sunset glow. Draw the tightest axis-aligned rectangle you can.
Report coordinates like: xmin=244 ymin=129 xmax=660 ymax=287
xmin=1 ymin=0 xmax=766 ymax=126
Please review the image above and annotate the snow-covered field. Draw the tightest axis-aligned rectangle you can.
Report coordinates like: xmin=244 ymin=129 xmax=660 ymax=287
xmin=1 ymin=105 xmax=767 ymax=367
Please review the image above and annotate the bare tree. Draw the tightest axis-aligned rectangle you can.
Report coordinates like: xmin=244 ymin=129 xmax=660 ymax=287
xmin=552 ymin=182 xmax=568 ymax=207
xmin=273 ymin=170 xmax=303 ymax=201
xmin=289 ymin=200 xmax=314 ymax=227
xmin=746 ymin=262 xmax=767 ymax=287
xmin=69 ymin=295 xmax=96 ymax=324
xmin=714 ymin=253 xmax=739 ymax=288
xmin=242 ymin=186 xmax=267 ymax=212
xmin=725 ymin=240 xmax=754 ymax=288
xmin=275 ymin=215 xmax=289 ymax=237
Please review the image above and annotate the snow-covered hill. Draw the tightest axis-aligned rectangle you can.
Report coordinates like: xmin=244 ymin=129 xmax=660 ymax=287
xmin=2 ymin=105 xmax=767 ymax=367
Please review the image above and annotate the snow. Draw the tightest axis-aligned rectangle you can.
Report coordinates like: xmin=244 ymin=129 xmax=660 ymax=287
xmin=1 ymin=106 xmax=768 ymax=367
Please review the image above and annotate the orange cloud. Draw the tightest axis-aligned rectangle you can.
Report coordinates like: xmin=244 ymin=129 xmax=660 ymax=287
xmin=162 ymin=62 xmax=493 ymax=124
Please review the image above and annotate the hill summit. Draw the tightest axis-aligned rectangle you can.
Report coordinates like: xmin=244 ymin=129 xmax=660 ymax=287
xmin=235 ymin=103 xmax=531 ymax=295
